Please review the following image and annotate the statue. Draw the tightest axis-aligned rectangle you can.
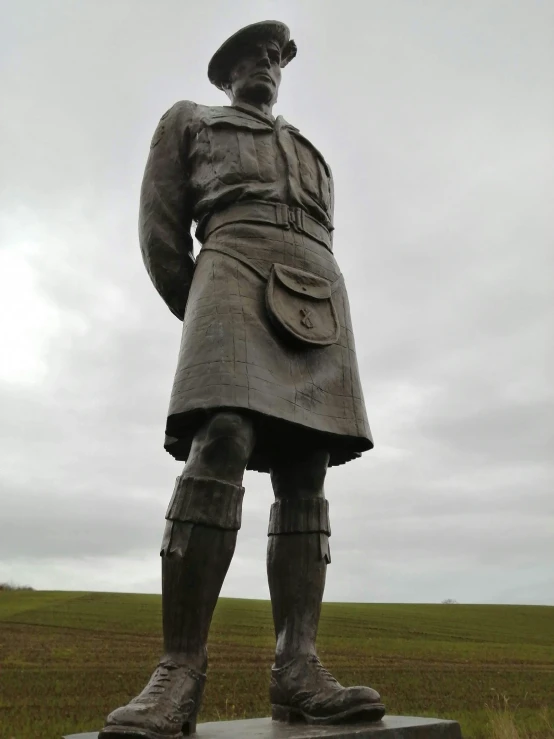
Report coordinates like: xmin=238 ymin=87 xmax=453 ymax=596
xmin=100 ymin=21 xmax=385 ymax=739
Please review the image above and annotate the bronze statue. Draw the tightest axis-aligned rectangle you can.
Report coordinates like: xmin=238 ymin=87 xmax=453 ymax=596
xmin=100 ymin=20 xmax=384 ymax=739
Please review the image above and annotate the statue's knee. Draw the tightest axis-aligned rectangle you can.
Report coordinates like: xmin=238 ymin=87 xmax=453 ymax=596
xmin=165 ymin=414 xmax=253 ymax=556
xmin=205 ymin=411 xmax=254 ymax=444
xmin=270 ymin=449 xmax=330 ymax=500
xmin=192 ymin=411 xmax=255 ymax=469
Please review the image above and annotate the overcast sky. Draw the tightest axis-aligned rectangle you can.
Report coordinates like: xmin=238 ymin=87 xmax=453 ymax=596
xmin=1 ymin=0 xmax=552 ymax=605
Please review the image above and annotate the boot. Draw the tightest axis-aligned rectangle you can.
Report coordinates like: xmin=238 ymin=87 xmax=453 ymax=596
xmin=100 ymin=476 xmax=243 ymax=739
xmin=267 ymin=498 xmax=385 ymax=725
xmin=99 ymin=658 xmax=205 ymax=738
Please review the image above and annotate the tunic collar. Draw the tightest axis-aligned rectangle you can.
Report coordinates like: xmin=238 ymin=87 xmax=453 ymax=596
xmin=231 ymin=103 xmax=299 ymax=133
xmin=231 ymin=102 xmax=275 ymax=125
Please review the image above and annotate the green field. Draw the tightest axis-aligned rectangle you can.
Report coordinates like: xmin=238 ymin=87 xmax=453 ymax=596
xmin=0 ymin=591 xmax=552 ymax=739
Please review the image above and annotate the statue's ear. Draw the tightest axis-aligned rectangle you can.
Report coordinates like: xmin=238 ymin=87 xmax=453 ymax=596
xmin=281 ymin=40 xmax=297 ymax=68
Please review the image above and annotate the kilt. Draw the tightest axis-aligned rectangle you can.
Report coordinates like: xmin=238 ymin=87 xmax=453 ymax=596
xmin=164 ymin=221 xmax=373 ymax=472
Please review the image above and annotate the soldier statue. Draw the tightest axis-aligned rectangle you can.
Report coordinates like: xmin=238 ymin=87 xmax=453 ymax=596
xmin=100 ymin=20 xmax=385 ymax=739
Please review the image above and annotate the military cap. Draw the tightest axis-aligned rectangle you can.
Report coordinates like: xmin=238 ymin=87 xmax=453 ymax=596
xmin=208 ymin=20 xmax=297 ymax=90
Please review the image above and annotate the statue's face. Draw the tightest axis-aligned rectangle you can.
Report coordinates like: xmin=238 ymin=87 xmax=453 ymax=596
xmin=227 ymin=40 xmax=282 ymax=107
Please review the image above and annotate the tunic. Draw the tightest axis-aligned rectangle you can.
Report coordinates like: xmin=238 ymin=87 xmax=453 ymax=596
xmin=139 ymin=100 xmax=373 ymax=472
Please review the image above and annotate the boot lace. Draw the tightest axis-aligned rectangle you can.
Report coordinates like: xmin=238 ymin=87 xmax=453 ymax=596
xmin=308 ymin=655 xmax=340 ymax=686
xmin=146 ymin=663 xmax=174 ymax=697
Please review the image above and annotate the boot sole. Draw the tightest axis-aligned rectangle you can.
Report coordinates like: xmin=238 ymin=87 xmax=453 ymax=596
xmin=272 ymin=702 xmax=386 ymax=725
xmin=98 ymin=720 xmax=196 ymax=739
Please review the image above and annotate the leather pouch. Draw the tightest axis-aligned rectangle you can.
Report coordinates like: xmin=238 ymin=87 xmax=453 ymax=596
xmin=265 ymin=263 xmax=340 ymax=348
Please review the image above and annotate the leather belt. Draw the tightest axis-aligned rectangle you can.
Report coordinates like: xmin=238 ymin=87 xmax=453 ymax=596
xmin=196 ymin=201 xmax=333 ymax=252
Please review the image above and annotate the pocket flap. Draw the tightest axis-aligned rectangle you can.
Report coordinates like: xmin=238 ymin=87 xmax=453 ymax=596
xmin=273 ymin=264 xmax=331 ymax=300
xmin=266 ymin=265 xmax=340 ymax=348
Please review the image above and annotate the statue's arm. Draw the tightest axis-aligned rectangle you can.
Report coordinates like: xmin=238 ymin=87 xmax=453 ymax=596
xmin=139 ymin=101 xmax=196 ymax=321
xmin=328 ymin=167 xmax=335 ymax=248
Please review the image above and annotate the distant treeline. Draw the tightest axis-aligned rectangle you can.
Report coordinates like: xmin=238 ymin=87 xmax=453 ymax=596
xmin=0 ymin=582 xmax=34 ymax=591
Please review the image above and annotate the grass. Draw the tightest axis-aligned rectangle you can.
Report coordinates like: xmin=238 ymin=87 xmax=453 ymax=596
xmin=0 ymin=591 xmax=552 ymax=738
xmin=485 ymin=693 xmax=554 ymax=739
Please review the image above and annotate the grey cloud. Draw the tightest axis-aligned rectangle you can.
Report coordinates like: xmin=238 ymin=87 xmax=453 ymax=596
xmin=1 ymin=0 xmax=552 ymax=604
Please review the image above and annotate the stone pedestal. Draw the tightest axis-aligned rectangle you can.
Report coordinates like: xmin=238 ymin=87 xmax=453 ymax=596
xmin=65 ymin=715 xmax=463 ymax=738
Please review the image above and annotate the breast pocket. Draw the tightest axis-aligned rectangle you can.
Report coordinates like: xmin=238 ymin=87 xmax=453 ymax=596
xmin=198 ymin=114 xmax=278 ymax=185
xmin=289 ymin=131 xmax=332 ymax=213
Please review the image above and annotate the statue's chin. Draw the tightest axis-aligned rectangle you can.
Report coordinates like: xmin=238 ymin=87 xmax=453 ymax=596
xmin=241 ymin=82 xmax=275 ymax=107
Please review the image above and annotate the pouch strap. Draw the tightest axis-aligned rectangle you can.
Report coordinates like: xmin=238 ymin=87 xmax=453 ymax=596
xmin=201 ymin=243 xmax=343 ymax=293
xmin=201 ymin=243 xmax=268 ymax=281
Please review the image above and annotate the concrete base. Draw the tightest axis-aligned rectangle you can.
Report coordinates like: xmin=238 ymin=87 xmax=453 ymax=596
xmin=65 ymin=715 xmax=462 ymax=739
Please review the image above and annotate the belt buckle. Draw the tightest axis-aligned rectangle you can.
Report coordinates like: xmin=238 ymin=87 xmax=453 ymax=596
xmin=276 ymin=204 xmax=291 ymax=230
xmin=289 ymin=207 xmax=305 ymax=234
